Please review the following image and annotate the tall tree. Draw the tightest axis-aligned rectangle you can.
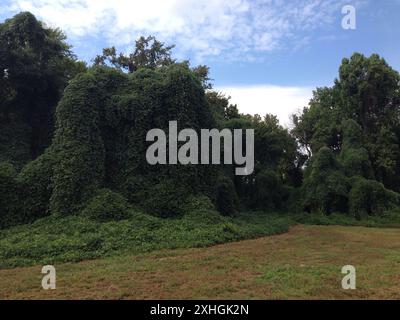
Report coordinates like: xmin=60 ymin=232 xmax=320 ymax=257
xmin=292 ymin=53 xmax=400 ymax=192
xmin=0 ymin=12 xmax=86 ymax=166
xmin=94 ymin=36 xmax=175 ymax=73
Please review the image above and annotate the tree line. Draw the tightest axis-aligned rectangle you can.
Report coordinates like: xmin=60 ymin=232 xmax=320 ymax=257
xmin=0 ymin=12 xmax=399 ymax=228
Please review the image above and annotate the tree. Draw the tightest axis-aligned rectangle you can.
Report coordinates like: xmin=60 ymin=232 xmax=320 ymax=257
xmin=94 ymin=36 xmax=216 ymax=91
xmin=293 ymin=53 xmax=400 ymax=192
xmin=337 ymin=54 xmax=400 ymax=190
xmin=349 ymin=177 xmax=399 ymax=219
xmin=0 ymin=12 xmax=86 ymax=166
xmin=192 ymin=65 xmax=213 ymax=89
xmin=291 ymin=87 xmax=341 ymax=159
xmin=94 ymin=36 xmax=175 ymax=73
xmin=337 ymin=53 xmax=399 ymax=135
xmin=223 ymin=113 xmax=299 ymax=211
xmin=206 ymin=91 xmax=240 ymax=125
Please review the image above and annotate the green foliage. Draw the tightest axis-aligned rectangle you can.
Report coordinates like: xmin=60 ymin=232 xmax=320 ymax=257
xmin=0 ymin=12 xmax=86 ymax=164
xmin=17 ymin=150 xmax=56 ymax=223
xmin=293 ymin=53 xmax=400 ymax=193
xmin=141 ymin=179 xmax=190 ymax=217
xmin=371 ymin=125 xmax=400 ymax=190
xmin=94 ymin=36 xmax=175 ymax=73
xmin=225 ymin=113 xmax=300 ymax=211
xmin=215 ymin=176 xmax=238 ymax=216
xmin=293 ymin=53 xmax=400 ymax=215
xmin=0 ymin=210 xmax=290 ymax=268
xmin=181 ymin=195 xmax=215 ymax=214
xmin=1 ymin=12 xmax=399 ymax=236
xmin=206 ymin=91 xmax=240 ymax=124
xmin=343 ymin=54 xmax=400 ymax=191
xmin=0 ymin=162 xmax=16 ymax=177
xmin=252 ymin=169 xmax=288 ymax=211
xmin=50 ymin=72 xmax=106 ymax=216
xmin=1 ymin=155 xmax=57 ymax=228
xmin=291 ymin=210 xmax=400 ymax=228
xmin=339 ymin=119 xmax=374 ymax=179
xmin=302 ymin=147 xmax=349 ymax=214
xmin=0 ymin=162 xmax=21 ymax=228
xmin=0 ymin=119 xmax=31 ymax=170
xmin=349 ymin=177 xmax=400 ymax=219
xmin=340 ymin=148 xmax=373 ymax=178
xmin=291 ymin=87 xmax=341 ymax=157
xmin=1 ymin=13 xmax=302 ymax=225
xmin=44 ymin=64 xmax=217 ymax=217
xmin=82 ymin=189 xmax=132 ymax=222
xmin=338 ymin=53 xmax=399 ymax=135
xmin=192 ymin=65 xmax=213 ymax=89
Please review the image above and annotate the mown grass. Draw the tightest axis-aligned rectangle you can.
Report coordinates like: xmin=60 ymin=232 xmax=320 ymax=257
xmin=1 ymin=207 xmax=400 ymax=269
xmin=0 ymin=210 xmax=289 ymax=269
xmin=1 ymin=224 xmax=400 ymax=299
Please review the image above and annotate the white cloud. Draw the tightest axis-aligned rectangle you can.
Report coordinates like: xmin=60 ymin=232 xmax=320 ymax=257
xmin=3 ymin=0 xmax=366 ymax=61
xmin=217 ymin=85 xmax=313 ymax=127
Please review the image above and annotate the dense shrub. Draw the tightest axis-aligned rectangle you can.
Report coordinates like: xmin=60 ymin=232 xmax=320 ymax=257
xmin=0 ymin=210 xmax=291 ymax=268
xmin=181 ymin=194 xmax=215 ymax=214
xmin=141 ymin=178 xmax=190 ymax=217
xmin=82 ymin=189 xmax=131 ymax=222
xmin=17 ymin=150 xmax=56 ymax=222
xmin=349 ymin=177 xmax=400 ymax=219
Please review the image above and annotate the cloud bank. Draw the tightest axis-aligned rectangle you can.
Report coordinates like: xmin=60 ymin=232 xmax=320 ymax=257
xmin=218 ymin=85 xmax=313 ymax=127
xmin=3 ymin=0 xmax=362 ymax=61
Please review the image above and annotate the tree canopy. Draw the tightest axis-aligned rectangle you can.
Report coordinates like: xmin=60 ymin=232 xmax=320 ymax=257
xmin=94 ymin=36 xmax=175 ymax=73
xmin=0 ymin=12 xmax=86 ymax=167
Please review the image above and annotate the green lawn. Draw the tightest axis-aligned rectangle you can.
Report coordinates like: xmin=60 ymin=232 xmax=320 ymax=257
xmin=1 ymin=224 xmax=400 ymax=299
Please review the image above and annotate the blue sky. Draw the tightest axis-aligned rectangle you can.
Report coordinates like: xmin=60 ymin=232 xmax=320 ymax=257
xmin=1 ymin=0 xmax=399 ymax=125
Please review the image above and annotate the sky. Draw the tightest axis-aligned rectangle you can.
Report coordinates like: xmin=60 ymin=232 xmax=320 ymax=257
xmin=1 ymin=0 xmax=400 ymax=126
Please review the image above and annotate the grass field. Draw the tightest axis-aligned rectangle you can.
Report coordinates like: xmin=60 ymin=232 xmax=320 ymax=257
xmin=1 ymin=224 xmax=400 ymax=300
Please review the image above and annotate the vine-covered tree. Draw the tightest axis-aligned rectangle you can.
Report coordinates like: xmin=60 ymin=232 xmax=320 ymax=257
xmin=293 ymin=53 xmax=400 ymax=216
xmin=0 ymin=12 xmax=86 ymax=166
xmin=292 ymin=53 xmax=400 ymax=193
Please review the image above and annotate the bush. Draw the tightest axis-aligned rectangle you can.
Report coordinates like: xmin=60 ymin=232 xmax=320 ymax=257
xmin=0 ymin=209 xmax=291 ymax=268
xmin=181 ymin=195 xmax=215 ymax=214
xmin=82 ymin=189 xmax=131 ymax=222
xmin=141 ymin=179 xmax=189 ymax=217
xmin=349 ymin=177 xmax=400 ymax=218
xmin=17 ymin=150 xmax=56 ymax=223
xmin=182 ymin=208 xmax=227 ymax=225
